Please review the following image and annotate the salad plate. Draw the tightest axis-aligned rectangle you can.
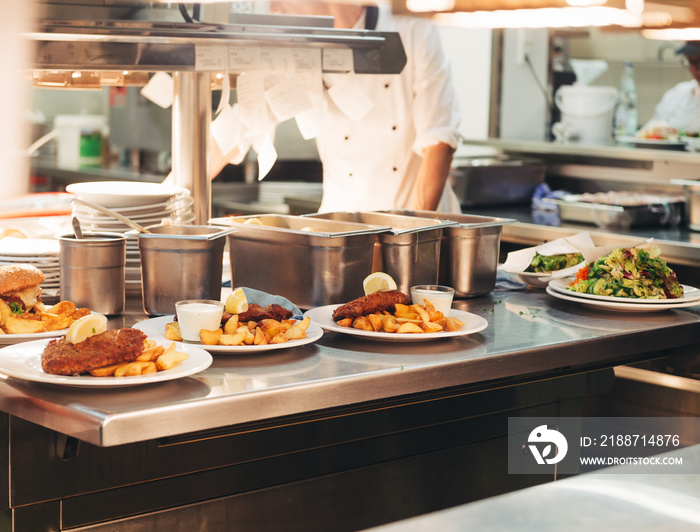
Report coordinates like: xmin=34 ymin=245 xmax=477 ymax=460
xmin=548 ymin=278 xmax=700 ymax=305
xmin=304 ymin=305 xmax=488 ymax=342
xmin=545 ymin=285 xmax=700 ymax=312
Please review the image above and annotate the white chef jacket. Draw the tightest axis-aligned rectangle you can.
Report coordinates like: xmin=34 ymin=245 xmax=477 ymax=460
xmin=653 ymin=80 xmax=700 ymax=133
xmin=316 ymin=7 xmax=461 ymax=213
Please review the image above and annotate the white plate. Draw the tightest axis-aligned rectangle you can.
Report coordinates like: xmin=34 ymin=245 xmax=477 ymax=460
xmin=304 ymin=305 xmax=488 ymax=342
xmin=66 ymin=181 xmax=186 ymax=208
xmin=0 ymin=338 xmax=212 ymax=387
xmin=509 ymin=271 xmax=553 ymax=289
xmin=545 ymin=285 xmax=700 ymax=312
xmin=133 ymin=315 xmax=324 ymax=353
xmin=617 ymin=136 xmax=687 ymax=150
xmin=548 ymin=278 xmax=700 ymax=304
xmin=0 ymin=312 xmax=106 ymax=345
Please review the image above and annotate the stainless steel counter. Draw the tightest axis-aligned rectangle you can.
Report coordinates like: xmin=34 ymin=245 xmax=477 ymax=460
xmin=367 ymin=444 xmax=700 ymax=532
xmin=2 ymin=288 xmax=699 ymax=447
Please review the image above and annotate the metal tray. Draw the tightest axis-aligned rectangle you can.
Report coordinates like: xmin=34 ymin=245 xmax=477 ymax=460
xmin=543 ymin=195 xmax=685 ymax=228
xmin=209 ymin=214 xmax=390 ymax=309
xmin=385 ymin=210 xmax=517 ymax=298
xmin=304 ymin=211 xmax=456 ymax=294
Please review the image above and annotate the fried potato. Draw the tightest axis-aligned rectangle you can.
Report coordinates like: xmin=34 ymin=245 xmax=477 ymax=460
xmin=219 ymin=332 xmax=246 ymax=346
xmin=394 ymin=304 xmax=411 ymax=314
xmin=165 ymin=322 xmax=183 ymax=341
xmin=441 ymin=317 xmax=465 ymax=332
xmin=380 ymin=314 xmax=399 ymax=333
xmin=412 ymin=305 xmax=431 ymax=324
xmin=137 ymin=344 xmax=164 ymax=362
xmin=420 ymin=321 xmax=443 ymax=333
xmin=258 ymin=319 xmax=282 ymax=339
xmin=155 ymin=350 xmax=189 ymax=371
xmin=223 ymin=315 xmax=239 ymax=334
xmin=337 ymin=317 xmax=353 ymax=328
xmin=270 ymin=332 xmax=288 ymax=344
xmin=367 ymin=313 xmax=383 ymax=332
xmin=115 ymin=361 xmax=157 ymax=377
xmin=253 ymin=327 xmax=269 ymax=345
xmin=396 ymin=322 xmax=424 ymax=334
xmin=200 ymin=328 xmax=223 ymax=346
xmin=89 ymin=364 xmax=121 ymax=377
xmin=3 ymin=316 xmax=45 ymax=334
xmin=237 ymin=326 xmax=256 ymax=345
xmin=71 ymin=307 xmax=91 ymax=320
xmin=395 ymin=310 xmax=420 ymax=321
xmin=296 ymin=317 xmax=310 ymax=332
xmin=0 ymin=300 xmax=11 ymax=326
xmin=284 ymin=323 xmax=307 ymax=340
xmin=352 ymin=316 xmax=373 ymax=332
xmin=47 ymin=301 xmax=76 ymax=316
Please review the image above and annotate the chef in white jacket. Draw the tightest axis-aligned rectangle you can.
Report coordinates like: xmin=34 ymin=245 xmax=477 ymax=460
xmin=272 ymin=2 xmax=462 ymax=213
xmin=652 ymin=41 xmax=700 ymax=133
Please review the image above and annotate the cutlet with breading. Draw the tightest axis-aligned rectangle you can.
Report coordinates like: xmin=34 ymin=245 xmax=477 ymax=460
xmin=332 ymin=290 xmax=411 ymax=322
xmin=223 ymin=303 xmax=293 ymax=324
xmin=41 ymin=328 xmax=147 ymax=376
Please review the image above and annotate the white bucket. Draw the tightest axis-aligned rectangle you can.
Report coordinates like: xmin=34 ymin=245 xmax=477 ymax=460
xmin=553 ymin=85 xmax=618 ymax=145
xmin=54 ymin=114 xmax=105 ymax=169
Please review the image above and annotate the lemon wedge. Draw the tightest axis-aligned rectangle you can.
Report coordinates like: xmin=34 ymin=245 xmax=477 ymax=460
xmin=65 ymin=314 xmax=107 ymax=345
xmin=363 ymin=272 xmax=398 ymax=296
xmin=225 ymin=287 xmax=249 ymax=314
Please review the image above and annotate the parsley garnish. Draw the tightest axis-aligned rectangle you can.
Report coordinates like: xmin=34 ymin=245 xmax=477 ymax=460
xmin=9 ymin=302 xmax=23 ymax=315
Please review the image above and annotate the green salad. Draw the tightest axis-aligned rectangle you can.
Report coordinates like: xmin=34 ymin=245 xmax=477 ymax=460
xmin=567 ymin=246 xmax=683 ymax=299
xmin=525 ymin=252 xmax=584 ymax=273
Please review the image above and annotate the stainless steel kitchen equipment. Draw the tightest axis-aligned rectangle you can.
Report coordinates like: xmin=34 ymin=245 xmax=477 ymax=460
xmin=305 ymin=211 xmax=456 ymax=295
xmin=449 ymin=156 xmax=545 ymax=207
xmin=210 ymin=214 xmax=389 ymax=309
xmin=672 ymin=179 xmax=700 ymax=231
xmin=544 ymin=194 xmax=685 ymax=228
xmin=386 ymin=211 xmax=517 ymax=298
xmin=58 ymin=232 xmax=126 ymax=315
xmin=136 ymin=225 xmax=234 ymax=315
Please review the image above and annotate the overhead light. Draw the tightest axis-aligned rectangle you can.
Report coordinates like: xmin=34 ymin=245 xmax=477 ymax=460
xmin=643 ymin=28 xmax=700 ymax=39
xmin=432 ymin=7 xmax=646 ymax=28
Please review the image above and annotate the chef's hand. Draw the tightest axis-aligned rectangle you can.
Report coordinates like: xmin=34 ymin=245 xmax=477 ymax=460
xmin=412 ymin=142 xmax=455 ymax=211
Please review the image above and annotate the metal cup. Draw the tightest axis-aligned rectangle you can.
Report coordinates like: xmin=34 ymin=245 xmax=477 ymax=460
xmin=59 ymin=232 xmax=126 ymax=315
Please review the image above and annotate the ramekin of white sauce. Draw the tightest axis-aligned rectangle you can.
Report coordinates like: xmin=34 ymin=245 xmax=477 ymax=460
xmin=175 ymin=299 xmax=224 ymax=342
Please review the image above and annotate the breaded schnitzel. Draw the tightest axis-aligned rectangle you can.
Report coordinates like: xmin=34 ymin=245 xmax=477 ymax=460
xmin=332 ymin=290 xmax=410 ymax=322
xmin=225 ymin=303 xmax=293 ymax=323
xmin=42 ymin=328 xmax=147 ymax=376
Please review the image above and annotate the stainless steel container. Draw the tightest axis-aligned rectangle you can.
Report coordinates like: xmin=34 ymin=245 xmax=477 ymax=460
xmin=306 ymin=211 xmax=455 ymax=295
xmin=385 ymin=211 xmax=517 ymax=298
xmin=59 ymin=232 xmax=126 ymax=315
xmin=137 ymin=225 xmax=234 ymax=316
xmin=210 ymin=215 xmax=388 ymax=309
xmin=449 ymin=156 xmax=545 ymax=206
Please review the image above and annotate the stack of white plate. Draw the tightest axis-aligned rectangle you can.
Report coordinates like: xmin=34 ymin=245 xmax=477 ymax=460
xmin=67 ymin=181 xmax=195 ymax=295
xmin=0 ymin=237 xmax=61 ymax=302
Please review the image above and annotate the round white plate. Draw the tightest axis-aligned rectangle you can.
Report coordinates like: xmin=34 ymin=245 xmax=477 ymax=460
xmin=0 ymin=312 xmax=106 ymax=345
xmin=548 ymin=278 xmax=700 ymax=304
xmin=0 ymin=337 xmax=212 ymax=387
xmin=545 ymin=285 xmax=700 ymax=312
xmin=133 ymin=315 xmax=323 ymax=353
xmin=66 ymin=182 xmax=186 ymax=208
xmin=304 ymin=305 xmax=488 ymax=342
xmin=617 ymin=136 xmax=687 ymax=150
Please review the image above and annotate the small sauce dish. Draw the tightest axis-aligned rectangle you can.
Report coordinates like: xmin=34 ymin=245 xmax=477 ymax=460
xmin=410 ymin=285 xmax=455 ymax=316
xmin=175 ymin=299 xmax=224 ymax=343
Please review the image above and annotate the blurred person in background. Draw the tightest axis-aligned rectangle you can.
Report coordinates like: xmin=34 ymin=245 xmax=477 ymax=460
xmin=271 ymin=1 xmax=462 ymax=213
xmin=652 ymin=41 xmax=700 ymax=134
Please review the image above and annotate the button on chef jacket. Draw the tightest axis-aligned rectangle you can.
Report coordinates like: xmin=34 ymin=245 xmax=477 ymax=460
xmin=316 ymin=6 xmax=462 ymax=213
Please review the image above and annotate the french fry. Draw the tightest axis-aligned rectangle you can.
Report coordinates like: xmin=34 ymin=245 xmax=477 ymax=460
xmin=0 ymin=300 xmax=10 ymax=326
xmin=200 ymin=328 xmax=223 ymax=346
xmin=47 ymin=301 xmax=76 ymax=316
xmin=420 ymin=321 xmax=443 ymax=333
xmin=352 ymin=316 xmax=373 ymax=331
xmin=219 ymin=332 xmax=246 ymax=346
xmin=381 ymin=314 xmax=399 ymax=333
xmin=367 ymin=313 xmax=383 ymax=332
xmin=270 ymin=332 xmax=288 ymax=344
xmin=115 ymin=361 xmax=156 ymax=377
xmin=223 ymin=315 xmax=239 ymax=334
xmin=258 ymin=319 xmax=282 ymax=339
xmin=441 ymin=317 xmax=465 ymax=332
xmin=295 ymin=317 xmax=310 ymax=332
xmin=155 ymin=350 xmax=189 ymax=371
xmin=396 ymin=322 xmax=424 ymax=334
xmin=337 ymin=317 xmax=353 ymax=327
xmin=412 ymin=305 xmax=431 ymax=324
xmin=89 ymin=364 xmax=121 ymax=377
xmin=137 ymin=344 xmax=164 ymax=362
xmin=165 ymin=322 xmax=183 ymax=341
xmin=253 ymin=327 xmax=269 ymax=345
xmin=3 ymin=316 xmax=46 ymax=334
xmin=284 ymin=323 xmax=307 ymax=340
